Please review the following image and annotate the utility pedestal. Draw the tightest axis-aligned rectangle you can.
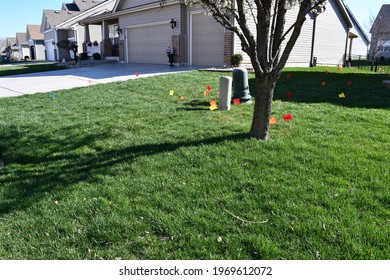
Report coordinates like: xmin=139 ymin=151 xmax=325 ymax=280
xmin=232 ymin=67 xmax=252 ymax=104
xmin=218 ymin=76 xmax=233 ymax=111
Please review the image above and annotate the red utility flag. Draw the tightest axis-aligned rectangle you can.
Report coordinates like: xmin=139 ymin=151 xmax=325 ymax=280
xmin=322 ymin=81 xmax=327 ymax=86
xmin=287 ymin=91 xmax=293 ymax=99
xmin=283 ymin=114 xmax=292 ymax=121
xmin=135 ymin=72 xmax=139 ymax=77
xmin=206 ymin=85 xmax=211 ymax=91
xmin=233 ymin=98 xmax=241 ymax=105
xmin=286 ymin=74 xmax=292 ymax=79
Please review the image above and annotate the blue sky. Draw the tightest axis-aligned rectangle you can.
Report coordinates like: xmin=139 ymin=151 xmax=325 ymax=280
xmin=0 ymin=0 xmax=388 ymax=38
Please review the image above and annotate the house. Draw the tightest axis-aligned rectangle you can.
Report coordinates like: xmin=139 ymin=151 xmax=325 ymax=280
xmin=16 ymin=33 xmax=30 ymax=60
xmin=26 ymin=25 xmax=45 ymax=60
xmin=41 ymin=0 xmax=113 ymax=61
xmin=4 ymin=37 xmax=19 ymax=61
xmin=79 ymin=0 xmax=369 ymax=67
xmin=369 ymin=4 xmax=390 ymax=60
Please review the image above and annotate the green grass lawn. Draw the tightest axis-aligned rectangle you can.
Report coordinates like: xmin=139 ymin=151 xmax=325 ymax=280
xmin=0 ymin=67 xmax=389 ymax=260
xmin=0 ymin=62 xmax=66 ymax=76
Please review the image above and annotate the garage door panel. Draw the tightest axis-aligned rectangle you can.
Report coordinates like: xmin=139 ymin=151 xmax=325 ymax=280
xmin=127 ymin=25 xmax=172 ymax=64
xmin=192 ymin=13 xmax=224 ymax=66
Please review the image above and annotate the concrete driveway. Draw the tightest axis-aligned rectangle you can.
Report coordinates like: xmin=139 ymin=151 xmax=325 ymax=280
xmin=0 ymin=62 xmax=202 ymax=98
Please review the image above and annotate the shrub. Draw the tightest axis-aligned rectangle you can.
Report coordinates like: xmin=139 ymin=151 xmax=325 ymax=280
xmin=79 ymin=53 xmax=89 ymax=60
xmin=92 ymin=53 xmax=101 ymax=60
xmin=231 ymin=53 xmax=243 ymax=68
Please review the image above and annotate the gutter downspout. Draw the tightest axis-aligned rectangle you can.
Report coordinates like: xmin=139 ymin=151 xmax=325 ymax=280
xmin=310 ymin=14 xmax=318 ymax=67
xmin=343 ymin=28 xmax=350 ymax=67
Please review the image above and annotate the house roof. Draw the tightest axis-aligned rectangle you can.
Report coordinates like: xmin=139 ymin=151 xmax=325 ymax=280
xmin=16 ymin=33 xmax=28 ymax=45
xmin=370 ymin=4 xmax=390 ymax=33
xmin=6 ymin=37 xmax=16 ymax=47
xmin=59 ymin=0 xmax=116 ymax=28
xmin=26 ymin=25 xmax=44 ymax=40
xmin=42 ymin=9 xmax=82 ymax=30
xmin=73 ymin=0 xmax=106 ymax=11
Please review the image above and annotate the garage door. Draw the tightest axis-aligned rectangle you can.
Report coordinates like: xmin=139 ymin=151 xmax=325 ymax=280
xmin=45 ymin=41 xmax=56 ymax=61
xmin=191 ymin=13 xmax=225 ymax=66
xmin=127 ymin=24 xmax=172 ymax=64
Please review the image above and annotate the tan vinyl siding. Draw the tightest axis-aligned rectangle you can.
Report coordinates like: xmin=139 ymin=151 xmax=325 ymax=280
xmin=117 ymin=0 xmax=160 ymax=11
xmin=234 ymin=6 xmax=313 ymax=67
xmin=120 ymin=4 xmax=180 ymax=30
xmin=314 ymin=1 xmax=349 ymax=66
xmin=282 ymin=11 xmax=313 ymax=67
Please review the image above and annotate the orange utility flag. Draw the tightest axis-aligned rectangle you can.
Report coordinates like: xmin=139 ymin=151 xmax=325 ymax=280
xmin=209 ymin=104 xmax=218 ymax=111
xmin=339 ymin=93 xmax=346 ymax=98
xmin=283 ymin=114 xmax=292 ymax=121
xmin=287 ymin=91 xmax=293 ymax=99
xmin=326 ymin=70 xmax=329 ymax=74
xmin=180 ymin=96 xmax=185 ymax=101
xmin=89 ymin=80 xmax=92 ymax=85
xmin=233 ymin=98 xmax=241 ymax=105
xmin=203 ymin=91 xmax=208 ymax=97
xmin=269 ymin=116 xmax=278 ymax=125
xmin=322 ymin=81 xmax=327 ymax=86
xmin=170 ymin=90 xmax=174 ymax=96
xmin=210 ymin=100 xmax=217 ymax=106
xmin=338 ymin=67 xmax=342 ymax=71
xmin=207 ymin=85 xmax=211 ymax=91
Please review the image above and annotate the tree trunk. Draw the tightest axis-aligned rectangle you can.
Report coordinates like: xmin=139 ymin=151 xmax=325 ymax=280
xmin=248 ymin=73 xmax=277 ymax=140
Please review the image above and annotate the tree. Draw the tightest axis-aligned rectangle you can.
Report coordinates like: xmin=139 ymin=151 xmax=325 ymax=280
xmin=186 ymin=0 xmax=327 ymax=139
xmin=56 ymin=40 xmax=79 ymax=62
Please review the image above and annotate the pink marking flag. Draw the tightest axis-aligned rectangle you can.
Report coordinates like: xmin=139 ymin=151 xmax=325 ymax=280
xmin=233 ymin=98 xmax=241 ymax=105
xmin=322 ymin=81 xmax=327 ymax=86
xmin=135 ymin=72 xmax=139 ymax=77
xmin=346 ymin=81 xmax=353 ymax=86
xmin=283 ymin=114 xmax=292 ymax=121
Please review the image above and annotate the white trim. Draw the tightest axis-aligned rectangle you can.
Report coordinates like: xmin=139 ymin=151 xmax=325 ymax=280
xmin=125 ymin=27 xmax=129 ymax=63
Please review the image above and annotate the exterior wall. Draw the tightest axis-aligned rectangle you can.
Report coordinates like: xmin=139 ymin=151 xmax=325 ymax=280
xmin=119 ymin=4 xmax=180 ymax=28
xmin=314 ymin=0 xmax=349 ymax=66
xmin=117 ymin=0 xmax=156 ymax=11
xmin=349 ymin=28 xmax=369 ymax=56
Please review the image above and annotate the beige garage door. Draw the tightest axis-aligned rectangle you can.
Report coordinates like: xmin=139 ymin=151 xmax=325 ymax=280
xmin=191 ymin=13 xmax=225 ymax=66
xmin=127 ymin=24 xmax=172 ymax=64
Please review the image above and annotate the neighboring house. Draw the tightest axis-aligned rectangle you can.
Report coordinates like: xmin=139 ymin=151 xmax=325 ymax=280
xmin=16 ymin=33 xmax=30 ymax=60
xmin=41 ymin=0 xmax=112 ymax=61
xmin=4 ymin=37 xmax=19 ymax=61
xmin=369 ymin=4 xmax=390 ymax=60
xmin=26 ymin=25 xmax=45 ymax=60
xmin=80 ymin=0 xmax=368 ymax=67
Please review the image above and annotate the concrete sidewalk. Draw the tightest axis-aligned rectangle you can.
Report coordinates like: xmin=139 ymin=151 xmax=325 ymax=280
xmin=0 ymin=62 xmax=202 ymax=98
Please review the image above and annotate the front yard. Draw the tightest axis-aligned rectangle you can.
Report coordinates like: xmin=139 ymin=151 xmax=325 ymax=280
xmin=0 ymin=67 xmax=389 ymax=259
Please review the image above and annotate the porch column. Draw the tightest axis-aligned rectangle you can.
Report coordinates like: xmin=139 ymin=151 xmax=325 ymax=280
xmin=83 ymin=24 xmax=90 ymax=53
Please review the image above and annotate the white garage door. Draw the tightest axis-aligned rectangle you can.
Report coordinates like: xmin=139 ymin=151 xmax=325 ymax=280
xmin=45 ymin=41 xmax=55 ymax=61
xmin=191 ymin=13 xmax=225 ymax=66
xmin=127 ymin=24 xmax=172 ymax=64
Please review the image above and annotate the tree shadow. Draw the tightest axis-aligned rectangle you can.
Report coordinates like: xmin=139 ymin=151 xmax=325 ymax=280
xmin=248 ymin=71 xmax=390 ymax=109
xmin=0 ymin=125 xmax=248 ymax=215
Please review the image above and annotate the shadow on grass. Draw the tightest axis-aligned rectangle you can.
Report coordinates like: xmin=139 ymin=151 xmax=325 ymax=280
xmin=0 ymin=125 xmax=248 ymax=215
xmin=0 ymin=63 xmax=66 ymax=77
xmin=249 ymin=71 xmax=390 ymax=109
